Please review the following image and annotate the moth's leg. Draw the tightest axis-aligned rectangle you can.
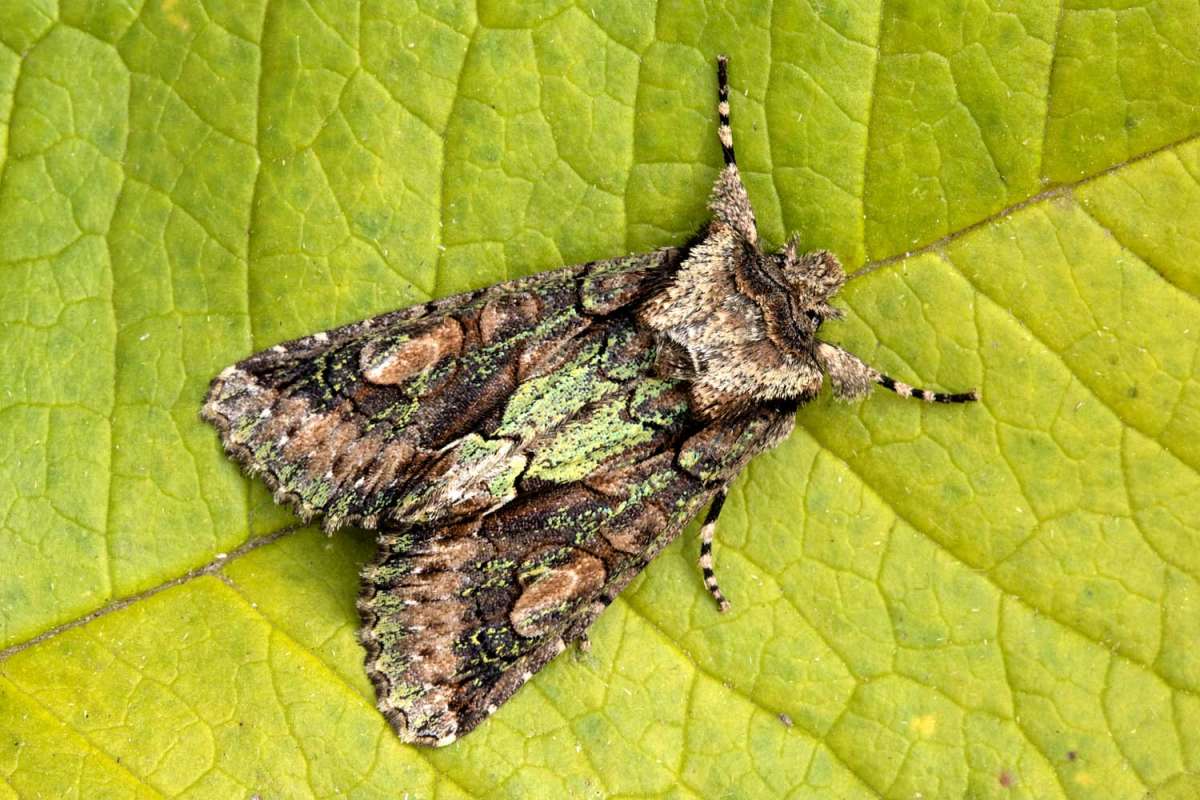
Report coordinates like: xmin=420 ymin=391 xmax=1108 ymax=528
xmin=815 ymin=342 xmax=979 ymax=403
xmin=711 ymin=56 xmax=758 ymax=243
xmin=699 ymin=488 xmax=732 ymax=613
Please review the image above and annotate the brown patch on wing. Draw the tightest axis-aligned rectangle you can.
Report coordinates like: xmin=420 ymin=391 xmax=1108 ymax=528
xmin=601 ymin=504 xmax=668 ymax=554
xmin=301 ymin=411 xmax=364 ymax=479
xmin=357 ymin=438 xmax=418 ymax=496
xmin=480 ymin=292 xmax=541 ymax=343
xmin=330 ymin=434 xmax=386 ymax=485
xmin=362 ymin=317 xmax=464 ymax=385
xmin=579 ymin=248 xmax=679 ymax=314
xmin=516 ymin=313 xmax=594 ymax=381
xmin=257 ymin=394 xmax=307 ymax=441
xmin=510 ymin=549 xmax=607 ymax=637
xmin=283 ymin=405 xmax=348 ymax=463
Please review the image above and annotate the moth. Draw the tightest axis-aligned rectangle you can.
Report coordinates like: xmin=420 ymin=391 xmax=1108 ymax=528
xmin=202 ymin=57 xmax=977 ymax=747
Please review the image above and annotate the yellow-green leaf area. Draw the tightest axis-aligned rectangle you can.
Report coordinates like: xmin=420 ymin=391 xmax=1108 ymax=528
xmin=1 ymin=1 xmax=1198 ymax=798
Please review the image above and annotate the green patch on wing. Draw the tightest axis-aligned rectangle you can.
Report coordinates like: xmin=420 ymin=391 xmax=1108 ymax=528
xmin=526 ymin=400 xmax=656 ymax=484
xmin=495 ymin=339 xmax=618 ymax=440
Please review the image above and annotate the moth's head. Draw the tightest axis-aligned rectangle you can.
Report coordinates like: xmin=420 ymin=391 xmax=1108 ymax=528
xmin=774 ymin=240 xmax=846 ymax=333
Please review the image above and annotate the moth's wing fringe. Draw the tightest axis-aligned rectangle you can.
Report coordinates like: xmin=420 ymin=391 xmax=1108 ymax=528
xmin=200 ymin=375 xmax=323 ymax=526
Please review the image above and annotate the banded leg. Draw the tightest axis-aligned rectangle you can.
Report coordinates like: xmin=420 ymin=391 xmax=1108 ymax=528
xmin=699 ymin=489 xmax=731 ymax=612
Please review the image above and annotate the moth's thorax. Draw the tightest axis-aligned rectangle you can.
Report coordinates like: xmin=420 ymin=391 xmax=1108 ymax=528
xmin=640 ymin=225 xmax=845 ymax=416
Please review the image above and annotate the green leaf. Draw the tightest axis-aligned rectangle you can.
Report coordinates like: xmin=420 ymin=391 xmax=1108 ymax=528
xmin=2 ymin=1 xmax=1198 ymax=797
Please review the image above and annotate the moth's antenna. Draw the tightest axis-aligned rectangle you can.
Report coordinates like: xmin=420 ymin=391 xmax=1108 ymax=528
xmin=716 ymin=55 xmax=737 ymax=167
xmin=875 ymin=373 xmax=979 ymax=404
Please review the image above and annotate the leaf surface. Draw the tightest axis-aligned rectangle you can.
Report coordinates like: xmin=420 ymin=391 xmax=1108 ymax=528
xmin=2 ymin=1 xmax=1198 ymax=797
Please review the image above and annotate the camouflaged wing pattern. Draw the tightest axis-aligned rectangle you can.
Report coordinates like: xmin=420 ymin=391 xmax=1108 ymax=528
xmin=202 ymin=248 xmax=798 ymax=745
xmin=203 ymin=249 xmax=678 ymax=533
xmin=202 ymin=55 xmax=976 ymax=748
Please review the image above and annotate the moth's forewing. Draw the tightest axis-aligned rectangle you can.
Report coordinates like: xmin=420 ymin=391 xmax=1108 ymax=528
xmin=200 ymin=250 xmax=676 ymax=532
xmin=358 ymin=402 xmax=795 ymax=745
